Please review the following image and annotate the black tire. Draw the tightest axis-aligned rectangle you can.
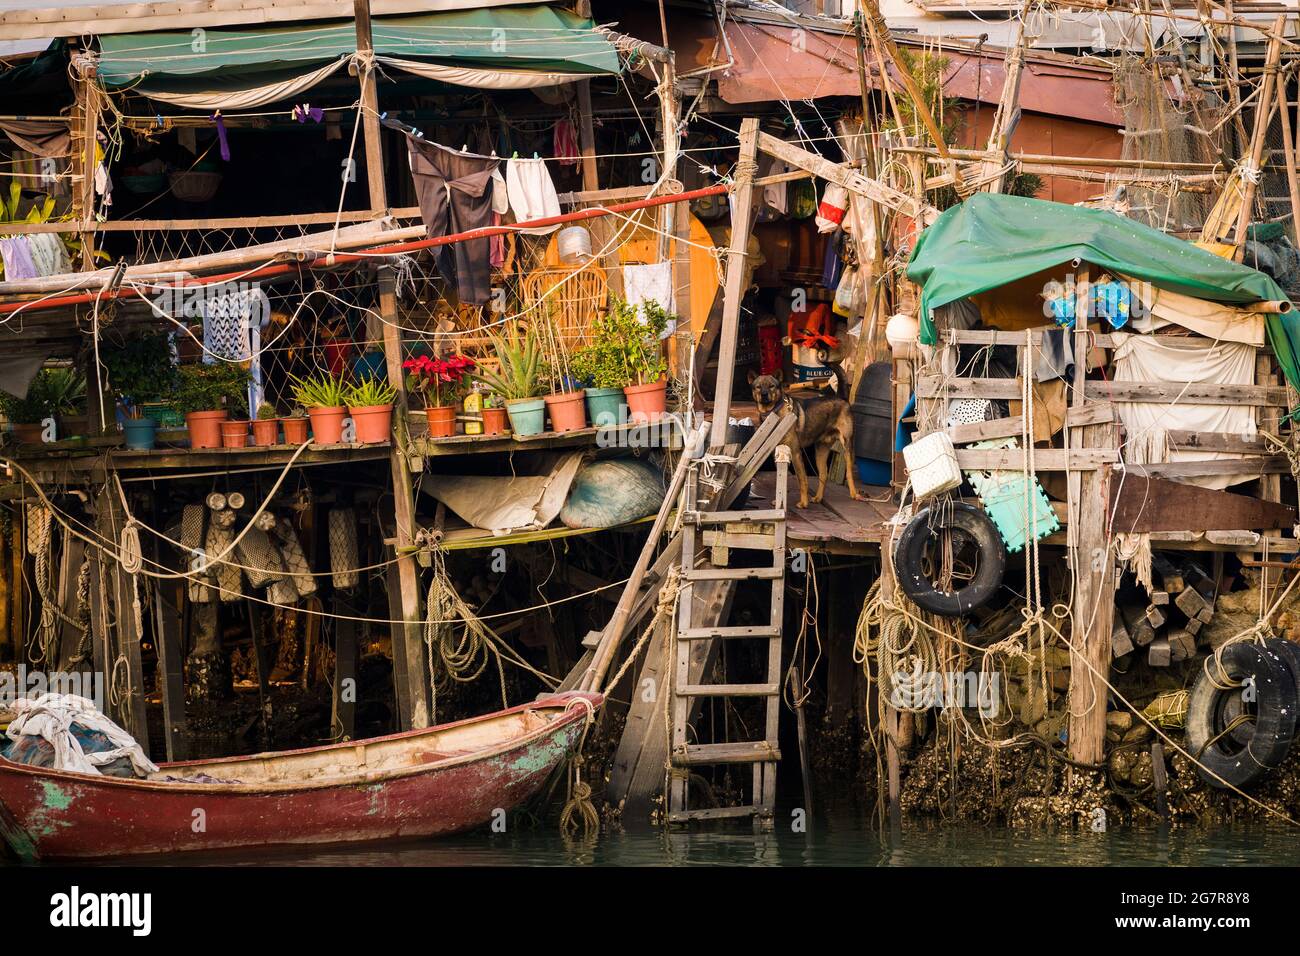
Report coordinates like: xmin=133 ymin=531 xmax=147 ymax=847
xmin=892 ymin=502 xmax=1006 ymax=618
xmin=1185 ymin=641 xmax=1298 ymax=789
xmin=1224 ymin=639 xmax=1300 ymax=746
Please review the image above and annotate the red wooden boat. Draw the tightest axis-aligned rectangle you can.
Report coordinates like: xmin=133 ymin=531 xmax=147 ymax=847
xmin=0 ymin=691 xmax=600 ymax=861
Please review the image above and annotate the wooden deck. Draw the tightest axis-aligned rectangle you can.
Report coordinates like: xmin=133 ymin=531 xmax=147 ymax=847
xmin=747 ymin=472 xmax=897 ymax=553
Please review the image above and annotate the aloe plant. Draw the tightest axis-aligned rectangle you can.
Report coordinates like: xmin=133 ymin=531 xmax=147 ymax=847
xmin=290 ymin=372 xmax=348 ymax=409
xmin=475 ymin=322 xmax=549 ymax=402
xmin=343 ymin=378 xmax=397 ymax=408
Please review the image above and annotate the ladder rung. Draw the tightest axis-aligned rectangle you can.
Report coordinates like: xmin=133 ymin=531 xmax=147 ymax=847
xmin=678 ymin=625 xmax=781 ymax=640
xmin=690 ymin=509 xmax=785 ymax=524
xmin=668 ymin=806 xmax=762 ymax=823
xmin=685 ymin=566 xmax=783 ymax=581
xmin=676 ymin=682 xmax=778 ymax=697
xmin=676 ymin=741 xmax=781 ymax=765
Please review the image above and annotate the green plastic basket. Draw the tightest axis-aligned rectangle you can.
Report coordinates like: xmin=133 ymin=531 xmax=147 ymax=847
xmin=140 ymin=404 xmax=185 ymax=429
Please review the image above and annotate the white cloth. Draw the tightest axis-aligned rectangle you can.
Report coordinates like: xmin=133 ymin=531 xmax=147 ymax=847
xmin=505 ymin=157 xmax=560 ymax=234
xmin=6 ymin=693 xmax=158 ymax=777
xmin=27 ymin=233 xmax=72 ymax=278
xmin=1111 ymin=334 xmax=1258 ymax=490
xmin=1128 ymin=286 xmax=1266 ymax=347
xmin=623 ymin=261 xmax=675 ymax=334
xmin=490 ymin=168 xmax=509 ymax=216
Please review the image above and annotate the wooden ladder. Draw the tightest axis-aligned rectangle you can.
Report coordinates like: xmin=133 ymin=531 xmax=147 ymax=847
xmin=668 ymin=445 xmax=789 ymax=827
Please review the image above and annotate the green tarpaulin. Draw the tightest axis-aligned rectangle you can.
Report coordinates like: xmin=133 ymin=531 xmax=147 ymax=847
xmin=97 ymin=5 xmax=620 ymax=89
xmin=906 ymin=193 xmax=1300 ymax=394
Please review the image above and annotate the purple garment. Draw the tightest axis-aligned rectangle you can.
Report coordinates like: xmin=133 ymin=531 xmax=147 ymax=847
xmin=0 ymin=237 xmax=38 ymax=280
xmin=210 ymin=112 xmax=230 ymax=161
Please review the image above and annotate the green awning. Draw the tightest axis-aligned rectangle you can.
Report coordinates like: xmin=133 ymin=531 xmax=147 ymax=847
xmin=97 ymin=5 xmax=620 ymax=105
xmin=906 ymin=193 xmax=1300 ymax=394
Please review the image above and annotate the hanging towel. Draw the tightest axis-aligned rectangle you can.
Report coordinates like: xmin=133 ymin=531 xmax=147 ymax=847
xmin=624 ymin=261 xmax=675 ymax=335
xmin=26 ymin=233 xmax=72 ymax=277
xmin=553 ymin=119 xmax=580 ymax=167
xmin=505 ymin=157 xmax=561 ymax=234
xmin=406 ymin=138 xmax=498 ymax=306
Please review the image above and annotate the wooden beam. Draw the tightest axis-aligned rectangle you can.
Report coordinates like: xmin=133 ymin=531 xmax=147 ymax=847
xmin=353 ymin=0 xmax=388 ymax=215
xmin=709 ymin=118 xmax=760 ymax=448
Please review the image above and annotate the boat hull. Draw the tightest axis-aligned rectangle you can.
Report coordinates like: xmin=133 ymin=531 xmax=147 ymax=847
xmin=0 ymin=693 xmax=597 ymax=860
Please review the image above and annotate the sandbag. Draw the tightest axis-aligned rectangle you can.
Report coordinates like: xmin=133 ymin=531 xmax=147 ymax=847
xmin=559 ymin=458 xmax=665 ymax=530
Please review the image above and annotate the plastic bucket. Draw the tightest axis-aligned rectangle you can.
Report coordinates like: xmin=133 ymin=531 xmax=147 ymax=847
xmin=122 ymin=417 xmax=158 ymax=450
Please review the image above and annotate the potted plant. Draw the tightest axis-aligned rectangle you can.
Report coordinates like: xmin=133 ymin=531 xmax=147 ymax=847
xmin=571 ymin=336 xmax=627 ymax=427
xmin=481 ymin=395 xmax=509 ymax=436
xmin=344 ymin=377 xmax=398 ymax=444
xmin=621 ymin=298 xmax=671 ymax=422
xmin=0 ymin=369 xmax=67 ymax=444
xmin=176 ymin=363 xmax=249 ymax=449
xmin=290 ymin=372 xmax=348 ymax=445
xmin=104 ymin=331 xmax=177 ymax=450
xmin=475 ymin=322 xmax=549 ymax=437
xmin=403 ymin=353 xmax=476 ymax=439
xmin=252 ymin=402 xmax=280 ymax=446
xmin=282 ymin=407 xmax=310 ymax=444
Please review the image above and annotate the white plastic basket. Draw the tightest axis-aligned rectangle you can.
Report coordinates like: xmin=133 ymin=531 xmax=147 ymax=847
xmin=903 ymin=430 xmax=962 ymax=499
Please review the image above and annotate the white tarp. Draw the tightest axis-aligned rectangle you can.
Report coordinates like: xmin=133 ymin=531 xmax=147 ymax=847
xmin=6 ymin=693 xmax=158 ymax=777
xmin=1111 ymin=334 xmax=1257 ymax=490
xmin=1129 ymin=286 xmax=1266 ymax=347
xmin=420 ymin=451 xmax=584 ymax=534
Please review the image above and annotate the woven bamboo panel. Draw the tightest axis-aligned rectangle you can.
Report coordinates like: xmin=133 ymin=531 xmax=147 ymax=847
xmin=518 ymin=265 xmax=607 ymax=351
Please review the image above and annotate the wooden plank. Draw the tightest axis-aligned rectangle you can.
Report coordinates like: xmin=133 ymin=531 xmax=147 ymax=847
xmin=956 ymin=448 xmax=1118 ymax=470
xmin=1165 ymin=430 xmax=1270 ymax=454
xmin=915 ymin=415 xmax=1025 ymax=445
xmin=1088 ymin=382 xmax=1290 ymax=406
xmin=948 ymin=328 xmax=1118 ymax=349
xmin=916 ymin=375 xmax=1022 ymax=400
xmin=710 ymin=118 xmax=761 ymax=447
xmin=1111 ymin=472 xmax=1296 ymax=538
xmin=1122 ymin=458 xmax=1289 ymax=479
xmin=1065 ymin=404 xmax=1116 ymax=428
xmin=148 ymin=539 xmax=188 ymax=762
xmin=756 ymin=130 xmax=937 ymax=224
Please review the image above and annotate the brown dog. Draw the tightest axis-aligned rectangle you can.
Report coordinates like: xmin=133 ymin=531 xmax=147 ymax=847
xmin=748 ymin=367 xmax=864 ymax=508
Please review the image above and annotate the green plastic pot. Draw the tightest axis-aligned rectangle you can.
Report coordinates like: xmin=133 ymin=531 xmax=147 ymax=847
xmin=506 ymin=397 xmax=546 ymax=437
xmin=584 ymin=386 xmax=624 ymax=427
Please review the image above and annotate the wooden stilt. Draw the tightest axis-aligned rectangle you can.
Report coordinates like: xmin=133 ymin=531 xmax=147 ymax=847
xmin=332 ymin=604 xmax=359 ymax=741
xmin=145 ymin=504 xmax=188 ymax=761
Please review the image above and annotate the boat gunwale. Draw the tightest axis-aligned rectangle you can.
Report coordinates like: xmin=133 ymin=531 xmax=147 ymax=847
xmin=0 ymin=692 xmax=601 ymax=797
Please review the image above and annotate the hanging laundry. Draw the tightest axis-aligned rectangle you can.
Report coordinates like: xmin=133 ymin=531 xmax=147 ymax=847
xmin=553 ymin=119 xmax=580 ymax=167
xmin=202 ymin=287 xmax=269 ymax=414
xmin=291 ymin=104 xmax=324 ymax=124
xmin=405 ymin=138 xmax=498 ymax=306
xmin=209 ymin=112 xmax=230 ymax=161
xmin=0 ymin=236 xmax=38 ymax=280
xmin=24 ymin=234 xmax=72 ymax=278
xmin=505 ymin=157 xmax=561 ymax=235
xmin=623 ymin=262 xmax=674 ymax=334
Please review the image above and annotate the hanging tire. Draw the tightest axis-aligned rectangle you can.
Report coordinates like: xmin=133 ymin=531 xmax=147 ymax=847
xmin=1185 ymin=641 xmax=1298 ymax=789
xmin=892 ymin=502 xmax=1006 ymax=618
xmin=1223 ymin=638 xmax=1300 ymax=746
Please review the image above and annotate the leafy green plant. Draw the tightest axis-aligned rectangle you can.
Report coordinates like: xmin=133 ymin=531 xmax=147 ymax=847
xmin=256 ymin=402 xmax=279 ymax=420
xmin=175 ymin=363 xmax=250 ymax=416
xmin=475 ymin=322 xmax=549 ymax=402
xmin=290 ymin=372 xmax=348 ymax=409
xmin=0 ymin=368 xmax=87 ymax=424
xmin=102 ymin=331 xmax=177 ymax=408
xmin=343 ymin=377 xmax=397 ymax=408
xmin=575 ymin=296 xmax=669 ymax=388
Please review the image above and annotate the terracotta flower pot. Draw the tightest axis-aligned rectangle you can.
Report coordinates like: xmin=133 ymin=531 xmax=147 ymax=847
xmin=544 ymin=390 xmax=588 ymax=433
xmin=424 ymin=405 xmax=457 ymax=439
xmin=482 ymin=406 xmax=509 ymax=436
xmin=185 ymin=409 xmax=228 ymax=449
xmin=12 ymin=422 xmax=43 ymax=444
xmin=220 ymin=420 xmax=249 ymax=448
xmin=349 ymin=404 xmax=393 ymax=444
xmin=307 ymin=406 xmax=346 ymax=445
xmin=624 ymin=378 xmax=668 ymax=423
xmin=251 ymin=418 xmax=279 ymax=446
xmin=282 ymin=417 xmax=309 ymax=444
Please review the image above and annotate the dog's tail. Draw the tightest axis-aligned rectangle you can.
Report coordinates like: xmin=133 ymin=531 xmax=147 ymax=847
xmin=825 ymin=358 xmax=850 ymax=402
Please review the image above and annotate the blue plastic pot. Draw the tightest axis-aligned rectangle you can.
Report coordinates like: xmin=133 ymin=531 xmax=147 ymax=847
xmin=506 ymin=397 xmax=546 ymax=437
xmin=122 ymin=417 xmax=158 ymax=450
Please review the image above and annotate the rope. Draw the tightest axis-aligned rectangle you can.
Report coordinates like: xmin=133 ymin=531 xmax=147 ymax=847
xmin=559 ymin=696 xmax=599 ymax=838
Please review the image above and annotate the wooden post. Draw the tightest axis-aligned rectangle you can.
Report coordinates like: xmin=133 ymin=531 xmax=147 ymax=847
xmin=378 ymin=266 xmax=429 ymax=729
xmin=709 ymin=117 xmax=760 ymax=448
xmin=1231 ymin=15 xmax=1285 ymax=260
xmin=147 ymin=502 xmax=188 ymax=761
xmin=980 ymin=1 xmax=1031 ymax=194
xmin=332 ymin=604 xmax=359 ymax=741
xmin=576 ymin=77 xmax=623 ymax=297
xmin=69 ymin=47 xmax=100 ymax=270
xmin=98 ymin=485 xmax=150 ymax=754
xmin=1067 ymin=267 xmax=1117 ymax=767
xmin=353 ymin=0 xmax=388 ymax=215
xmin=1276 ymin=62 xmax=1300 ymax=245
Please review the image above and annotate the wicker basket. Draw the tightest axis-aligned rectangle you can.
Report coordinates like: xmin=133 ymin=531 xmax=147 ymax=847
xmin=169 ymin=170 xmax=222 ymax=203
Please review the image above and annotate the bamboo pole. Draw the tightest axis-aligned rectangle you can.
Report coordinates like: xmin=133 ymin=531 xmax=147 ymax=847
xmin=1231 ymin=15 xmax=1287 ymax=260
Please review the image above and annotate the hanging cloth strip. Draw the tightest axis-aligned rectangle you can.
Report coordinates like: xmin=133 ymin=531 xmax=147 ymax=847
xmin=405 ymin=137 xmax=498 ymax=306
xmin=505 ymin=157 xmax=561 ymax=235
